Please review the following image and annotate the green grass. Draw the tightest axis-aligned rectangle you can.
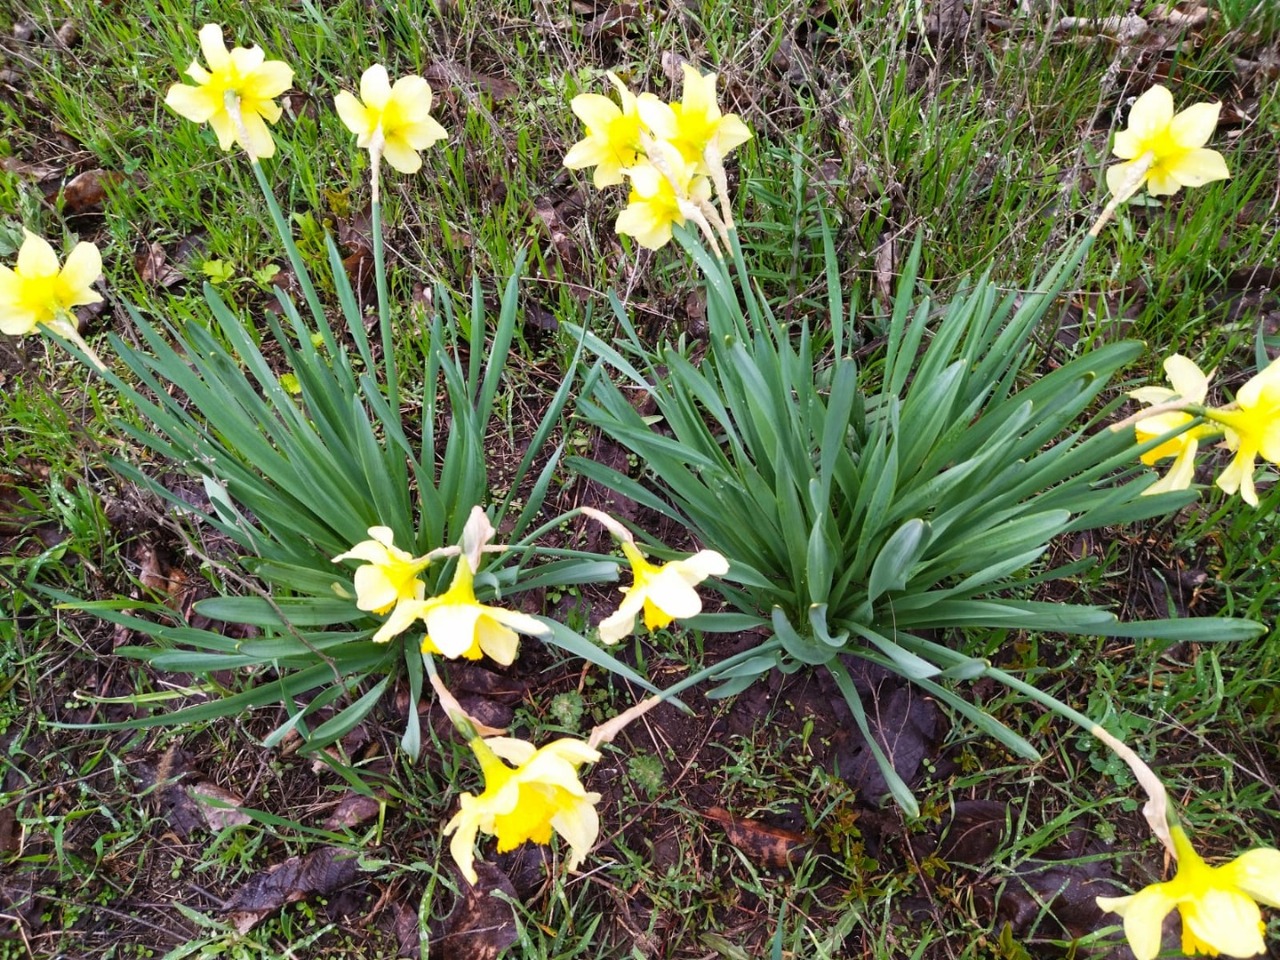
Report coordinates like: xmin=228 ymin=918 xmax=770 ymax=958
xmin=1 ymin=0 xmax=1278 ymax=956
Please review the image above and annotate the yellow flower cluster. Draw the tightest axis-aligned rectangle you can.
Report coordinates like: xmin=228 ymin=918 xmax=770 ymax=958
xmin=1131 ymin=354 xmax=1280 ymax=507
xmin=165 ymin=24 xmax=447 ymax=177
xmin=563 ymin=65 xmax=751 ymax=250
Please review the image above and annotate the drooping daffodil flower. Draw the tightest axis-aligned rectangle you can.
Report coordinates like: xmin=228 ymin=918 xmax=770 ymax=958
xmin=335 ymin=64 xmax=448 ymax=175
xmin=599 ymin=540 xmax=728 ymax=643
xmin=1097 ymin=825 xmax=1280 ymax=960
xmin=615 ymin=140 xmax=713 ymax=251
xmin=1204 ymin=356 xmax=1280 ymax=507
xmin=332 ymin=525 xmax=433 ymax=622
xmin=377 ymin=556 xmax=549 ymax=660
xmin=444 ymin=735 xmax=602 ymax=884
xmin=1105 ymin=84 xmax=1230 ymax=203
xmin=665 ymin=62 xmax=752 ymax=171
xmin=0 ymin=229 xmax=102 ymax=337
xmin=563 ymin=72 xmax=675 ymax=189
xmin=1129 ymin=354 xmax=1215 ymax=495
xmin=164 ymin=24 xmax=293 ymax=159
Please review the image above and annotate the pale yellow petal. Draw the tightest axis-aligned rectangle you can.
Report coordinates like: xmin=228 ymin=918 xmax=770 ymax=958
xmin=360 ymin=64 xmax=392 ymax=110
xmin=1145 ymin=443 xmax=1198 ymax=495
xmin=674 ymin=549 xmax=730 ymax=582
xmin=444 ymin=804 xmax=481 ymax=884
xmin=197 ymin=23 xmax=229 ymax=72
xmin=488 ymin=606 xmax=550 ymax=638
xmin=59 ymin=242 xmax=102 ymax=297
xmin=247 ymin=60 xmax=294 ymax=100
xmin=474 ymin=616 xmax=518 ymax=665
xmin=485 ymin=737 xmax=537 ymax=766
xmin=382 ymin=137 xmax=423 ymax=174
xmin=1105 ymin=159 xmax=1146 ymax=201
xmin=1235 ymin=357 xmax=1280 ymax=408
xmin=616 ymin=203 xmax=674 ymax=250
xmin=1129 ymin=386 xmax=1178 ymax=404
xmin=373 ymin=599 xmax=425 ymax=643
xmin=17 ymin=230 xmax=59 ymax=278
xmin=207 ymin=110 xmax=237 ymax=151
xmin=551 ymin=797 xmax=600 ymax=869
xmin=681 ymin=63 xmax=716 ymax=118
xmin=1115 ymin=885 xmax=1177 ymax=960
xmin=714 ymin=113 xmax=752 ymax=154
xmin=184 ymin=60 xmax=211 ymax=85
xmin=334 ymin=90 xmax=371 ymax=137
xmin=642 ymin=567 xmax=704 ymax=618
xmin=1180 ymin=888 xmax=1266 ymax=958
xmin=1169 ymin=101 xmax=1221 ymax=149
xmin=1165 ymin=148 xmax=1230 ymax=188
xmin=562 ymin=137 xmax=606 ymax=172
xmin=1112 ymin=128 xmax=1143 ymax=161
xmin=542 ymin=739 xmax=601 ymax=766
xmin=1145 ymin=166 xmax=1183 ymax=197
xmin=1126 ymin=85 xmax=1174 ymax=142
xmin=1163 ymin=354 xmax=1208 ymax=402
xmin=228 ymin=45 xmax=266 ymax=76
xmin=570 ymin=93 xmax=620 ymax=132
xmin=238 ymin=109 xmax=276 ymax=158
xmin=424 ymin=603 xmax=482 ymax=658
xmin=1227 ymin=847 xmax=1280 ymax=907
xmin=635 ymin=95 xmax=676 ymax=139
xmin=165 ymin=82 xmax=219 ymax=123
xmin=401 ymin=116 xmax=447 ymax=150
xmin=389 ymin=75 xmax=432 ymax=120
xmin=598 ymin=586 xmax=645 ymax=644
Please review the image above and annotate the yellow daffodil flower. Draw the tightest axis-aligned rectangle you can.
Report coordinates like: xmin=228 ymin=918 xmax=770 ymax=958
xmin=1106 ymin=85 xmax=1230 ymax=203
xmin=615 ymin=141 xmax=713 ymax=251
xmin=598 ymin=540 xmax=728 ymax=643
xmin=164 ymin=23 xmax=293 ymax=159
xmin=444 ymin=735 xmax=601 ymax=884
xmin=665 ymin=63 xmax=752 ymax=170
xmin=563 ymin=72 xmax=674 ymax=189
xmin=332 ymin=526 xmax=432 ymax=618
xmin=1097 ymin=825 xmax=1280 ymax=960
xmin=0 ymin=229 xmax=102 ymax=337
xmin=375 ymin=557 xmax=549 ymax=661
xmin=1204 ymin=357 xmax=1280 ymax=507
xmin=334 ymin=64 xmax=447 ymax=175
xmin=1129 ymin=354 xmax=1215 ymax=495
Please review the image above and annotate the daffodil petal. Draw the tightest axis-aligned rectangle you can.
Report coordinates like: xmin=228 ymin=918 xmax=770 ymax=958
xmin=228 ymin=44 xmax=266 ymax=76
xmin=570 ymin=93 xmax=620 ymax=132
xmin=197 ymin=23 xmax=230 ymax=72
xmin=59 ymin=242 xmax=103 ymax=297
xmin=373 ymin=599 xmax=426 ymax=643
xmin=1227 ymin=847 xmax=1280 ymax=907
xmin=1125 ymin=85 xmax=1175 ymax=142
xmin=423 ymin=603 xmax=483 ymax=658
xmin=1180 ymin=888 xmax=1266 ymax=959
xmin=16 ymin=230 xmax=58 ymax=278
xmin=1163 ymin=354 xmax=1209 ymax=402
xmin=165 ymin=82 xmax=219 ymax=123
xmin=382 ymin=137 xmax=423 ymax=174
xmin=335 ymin=90 xmax=371 ymax=137
xmin=485 ymin=737 xmax=538 ymax=766
xmin=643 ymin=568 xmax=704 ymax=619
xmin=1105 ymin=159 xmax=1145 ymax=202
xmin=1115 ymin=885 xmax=1177 ymax=960
xmin=1166 ymin=148 xmax=1230 ymax=188
xmin=1145 ymin=166 xmax=1182 ymax=196
xmin=1169 ymin=101 xmax=1221 ymax=149
xmin=248 ymin=60 xmax=294 ymax=100
xmin=360 ymin=64 xmax=392 ymax=110
xmin=238 ymin=109 xmax=276 ymax=158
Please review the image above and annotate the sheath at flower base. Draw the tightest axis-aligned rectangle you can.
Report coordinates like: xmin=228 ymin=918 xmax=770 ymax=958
xmin=598 ymin=540 xmax=729 ymax=643
xmin=1129 ymin=354 xmax=1214 ymax=496
xmin=164 ymin=23 xmax=293 ymax=159
xmin=0 ymin=230 xmax=102 ymax=337
xmin=1096 ymin=825 xmax=1280 ymax=960
xmin=563 ymin=73 xmax=674 ymax=189
xmin=444 ymin=735 xmax=601 ymax=885
xmin=334 ymin=65 xmax=447 ymax=175
xmin=615 ymin=142 xmax=713 ymax=251
xmin=661 ymin=63 xmax=752 ymax=171
xmin=1205 ymin=356 xmax=1280 ymax=507
xmin=1105 ymin=85 xmax=1230 ymax=203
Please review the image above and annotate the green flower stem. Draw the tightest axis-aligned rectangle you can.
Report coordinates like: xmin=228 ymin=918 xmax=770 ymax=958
xmin=247 ymin=158 xmax=335 ymax=356
xmin=371 ymin=195 xmax=397 ymax=410
xmin=985 ymin=664 xmax=1174 ymax=855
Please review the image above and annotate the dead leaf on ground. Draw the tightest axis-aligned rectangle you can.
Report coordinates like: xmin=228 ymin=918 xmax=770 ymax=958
xmin=224 ymin=846 xmax=360 ymax=934
xmin=135 ymin=243 xmax=183 ymax=288
xmin=59 ymin=168 xmax=126 ymax=214
xmin=323 ymin=792 xmax=384 ymax=832
xmin=582 ymin=2 xmax=637 ymax=41
xmin=430 ymin=862 xmax=518 ymax=960
xmin=424 ymin=62 xmax=518 ymax=101
xmin=189 ymin=782 xmax=252 ymax=831
xmin=705 ymin=806 xmax=807 ymax=867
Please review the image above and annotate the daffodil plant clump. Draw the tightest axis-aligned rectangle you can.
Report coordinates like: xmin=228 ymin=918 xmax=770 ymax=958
xmin=5 ymin=21 xmax=1279 ymax=959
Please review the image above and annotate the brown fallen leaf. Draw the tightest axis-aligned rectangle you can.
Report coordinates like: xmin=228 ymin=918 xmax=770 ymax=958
xmin=135 ymin=242 xmax=183 ymax=288
xmin=322 ymin=792 xmax=383 ymax=832
xmin=59 ymin=168 xmax=125 ymax=214
xmin=424 ymin=62 xmax=518 ymax=101
xmin=431 ymin=862 xmax=518 ymax=960
xmin=189 ymin=782 xmax=252 ymax=831
xmin=224 ymin=846 xmax=360 ymax=934
xmin=704 ymin=806 xmax=807 ymax=868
